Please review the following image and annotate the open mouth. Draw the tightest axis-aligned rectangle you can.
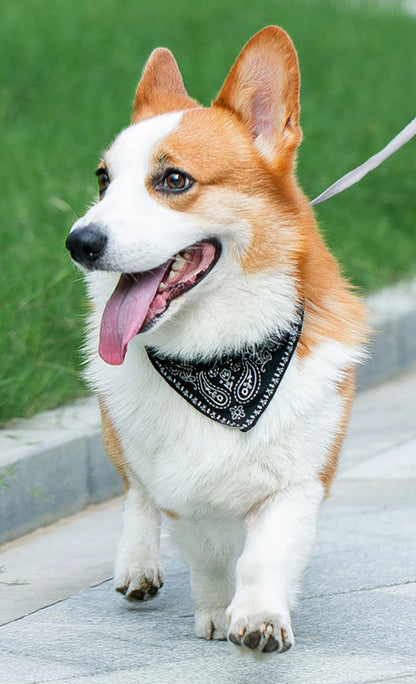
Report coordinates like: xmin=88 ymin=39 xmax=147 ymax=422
xmin=99 ymin=239 xmax=221 ymax=365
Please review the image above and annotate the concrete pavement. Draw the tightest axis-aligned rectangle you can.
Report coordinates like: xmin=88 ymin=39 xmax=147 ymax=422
xmin=0 ymin=370 xmax=415 ymax=683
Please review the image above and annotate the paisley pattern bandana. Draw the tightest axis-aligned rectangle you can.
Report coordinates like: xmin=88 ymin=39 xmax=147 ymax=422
xmin=146 ymin=307 xmax=304 ymax=432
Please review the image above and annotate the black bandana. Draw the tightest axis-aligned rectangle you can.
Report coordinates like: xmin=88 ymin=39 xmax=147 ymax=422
xmin=146 ymin=307 xmax=304 ymax=432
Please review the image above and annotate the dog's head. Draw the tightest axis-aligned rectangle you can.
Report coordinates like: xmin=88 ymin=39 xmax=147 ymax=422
xmin=66 ymin=26 xmax=306 ymax=365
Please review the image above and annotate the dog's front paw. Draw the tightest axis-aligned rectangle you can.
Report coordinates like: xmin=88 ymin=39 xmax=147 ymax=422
xmin=195 ymin=609 xmax=228 ymax=641
xmin=115 ymin=559 xmax=164 ymax=601
xmin=227 ymin=603 xmax=294 ymax=654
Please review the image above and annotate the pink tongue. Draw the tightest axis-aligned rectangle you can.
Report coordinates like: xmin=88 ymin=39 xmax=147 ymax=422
xmin=99 ymin=264 xmax=169 ymax=365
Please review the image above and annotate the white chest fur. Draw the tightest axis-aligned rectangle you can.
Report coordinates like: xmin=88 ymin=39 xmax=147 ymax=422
xmin=86 ymin=319 xmax=355 ymax=519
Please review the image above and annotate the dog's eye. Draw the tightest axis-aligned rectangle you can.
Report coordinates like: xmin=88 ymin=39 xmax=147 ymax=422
xmin=95 ymin=167 xmax=110 ymax=198
xmin=159 ymin=170 xmax=194 ymax=193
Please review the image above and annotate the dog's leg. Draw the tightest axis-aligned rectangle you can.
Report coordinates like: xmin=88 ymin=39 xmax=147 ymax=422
xmin=99 ymin=400 xmax=163 ymax=600
xmin=172 ymin=520 xmax=242 ymax=640
xmin=227 ymin=480 xmax=323 ymax=654
xmin=191 ymin=559 xmax=234 ymax=641
xmin=114 ymin=481 xmax=164 ymax=601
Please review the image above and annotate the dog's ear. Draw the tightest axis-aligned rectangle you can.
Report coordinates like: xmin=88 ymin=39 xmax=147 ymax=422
xmin=213 ymin=27 xmax=301 ymax=173
xmin=132 ymin=48 xmax=198 ymax=122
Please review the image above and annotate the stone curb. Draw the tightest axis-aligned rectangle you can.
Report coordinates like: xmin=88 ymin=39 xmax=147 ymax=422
xmin=1 ymin=278 xmax=415 ymax=545
xmin=0 ymin=400 xmax=123 ymax=545
xmin=357 ymin=276 xmax=416 ymax=389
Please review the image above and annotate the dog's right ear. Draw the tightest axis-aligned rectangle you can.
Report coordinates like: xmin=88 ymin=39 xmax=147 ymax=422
xmin=213 ymin=27 xmax=301 ymax=175
xmin=132 ymin=48 xmax=198 ymax=123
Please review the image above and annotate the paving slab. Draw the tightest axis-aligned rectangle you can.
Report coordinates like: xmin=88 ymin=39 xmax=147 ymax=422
xmin=329 ymin=370 xmax=416 ymax=508
xmin=0 ymin=371 xmax=415 ymax=682
xmin=340 ymin=370 xmax=416 ymax=472
xmin=0 ymin=499 xmax=122 ymax=625
xmin=0 ymin=533 xmax=415 ymax=684
xmin=342 ymin=438 xmax=416 ymax=481
xmin=0 ymin=499 xmax=178 ymax=626
xmin=1 ymin=494 xmax=416 ymax=681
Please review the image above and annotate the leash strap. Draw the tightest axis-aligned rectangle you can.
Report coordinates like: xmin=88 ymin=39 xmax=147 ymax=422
xmin=310 ymin=117 xmax=416 ymax=206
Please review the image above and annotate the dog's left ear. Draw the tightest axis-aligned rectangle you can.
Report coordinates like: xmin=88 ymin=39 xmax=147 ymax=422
xmin=132 ymin=48 xmax=198 ymax=123
xmin=213 ymin=26 xmax=301 ymax=173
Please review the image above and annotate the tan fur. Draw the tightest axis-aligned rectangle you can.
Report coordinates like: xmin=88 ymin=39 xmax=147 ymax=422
xmin=148 ymin=106 xmax=301 ymax=274
xmin=161 ymin=508 xmax=180 ymax=520
xmin=99 ymin=398 xmax=130 ymax=491
xmin=214 ymin=27 xmax=302 ymax=175
xmin=135 ymin=29 xmax=367 ymax=361
xmin=212 ymin=27 xmax=368 ymax=356
xmin=319 ymin=369 xmax=356 ymax=496
xmin=132 ymin=47 xmax=198 ymax=124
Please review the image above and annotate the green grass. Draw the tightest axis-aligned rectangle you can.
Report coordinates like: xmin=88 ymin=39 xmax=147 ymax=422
xmin=0 ymin=0 xmax=415 ymax=425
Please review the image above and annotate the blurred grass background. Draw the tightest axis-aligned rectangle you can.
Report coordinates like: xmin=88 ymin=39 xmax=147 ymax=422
xmin=0 ymin=0 xmax=415 ymax=425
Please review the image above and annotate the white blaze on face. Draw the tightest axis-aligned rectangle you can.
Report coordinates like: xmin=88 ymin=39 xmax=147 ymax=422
xmin=70 ymin=110 xmax=224 ymax=366
xmin=71 ymin=111 xmax=206 ymax=274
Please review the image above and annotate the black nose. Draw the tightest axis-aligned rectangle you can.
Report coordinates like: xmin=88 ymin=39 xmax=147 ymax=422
xmin=66 ymin=225 xmax=107 ymax=267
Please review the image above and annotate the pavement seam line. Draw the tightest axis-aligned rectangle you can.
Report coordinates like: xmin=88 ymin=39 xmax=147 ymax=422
xmin=31 ymin=665 xmax=147 ymax=684
xmin=302 ymin=578 xmax=416 ymax=601
xmin=3 ymin=577 xmax=415 ymax=629
xmin=360 ymin=672 xmax=416 ymax=684
xmin=0 ymin=576 xmax=113 ymax=628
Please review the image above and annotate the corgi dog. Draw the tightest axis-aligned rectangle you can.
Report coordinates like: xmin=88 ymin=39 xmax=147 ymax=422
xmin=66 ymin=26 xmax=367 ymax=655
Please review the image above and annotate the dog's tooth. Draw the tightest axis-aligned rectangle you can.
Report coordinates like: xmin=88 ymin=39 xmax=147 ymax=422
xmin=168 ymin=269 xmax=177 ymax=281
xmin=172 ymin=256 xmax=186 ymax=272
xmin=158 ymin=282 xmax=167 ymax=291
xmin=182 ymin=251 xmax=191 ymax=260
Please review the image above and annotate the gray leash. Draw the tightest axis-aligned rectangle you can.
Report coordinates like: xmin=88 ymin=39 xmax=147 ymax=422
xmin=310 ymin=117 xmax=416 ymax=206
